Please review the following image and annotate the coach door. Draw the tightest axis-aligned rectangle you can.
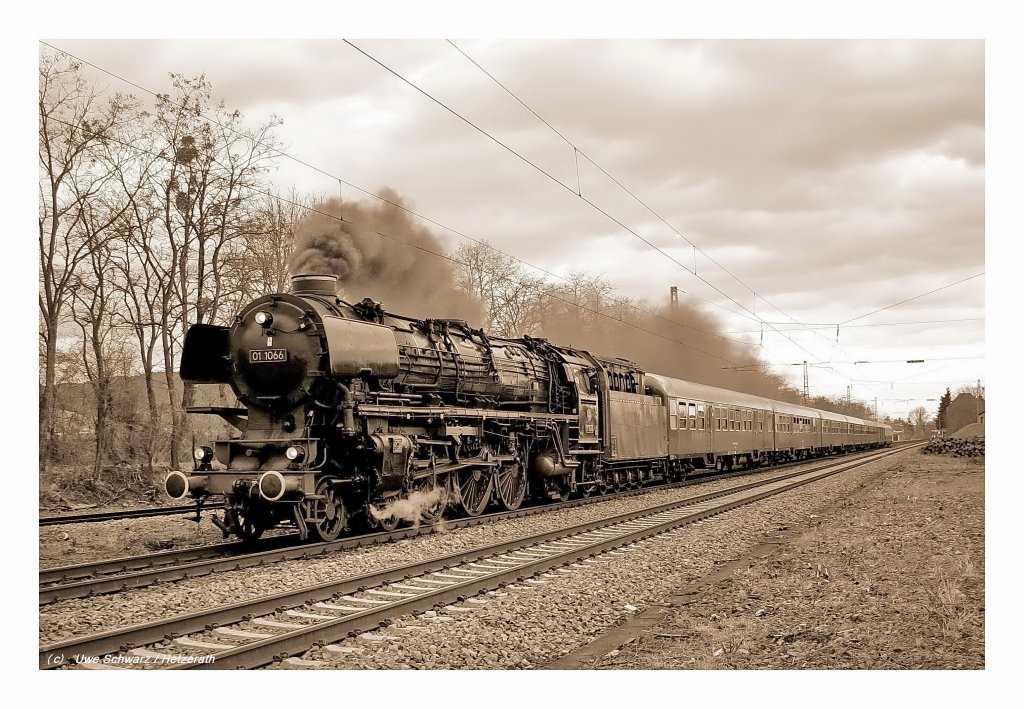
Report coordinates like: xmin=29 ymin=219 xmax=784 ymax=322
xmin=694 ymin=400 xmax=710 ymax=459
xmin=568 ymin=365 xmax=600 ymax=445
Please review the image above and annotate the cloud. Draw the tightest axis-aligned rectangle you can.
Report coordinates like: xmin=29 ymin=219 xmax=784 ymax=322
xmin=48 ymin=38 xmax=985 ymax=407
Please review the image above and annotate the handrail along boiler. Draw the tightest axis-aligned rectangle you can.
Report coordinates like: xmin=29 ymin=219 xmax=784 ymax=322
xmin=167 ymin=274 xmax=891 ymax=542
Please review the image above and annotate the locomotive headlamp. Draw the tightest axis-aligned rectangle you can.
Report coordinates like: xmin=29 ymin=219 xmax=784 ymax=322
xmin=254 ymin=310 xmax=273 ymax=326
xmin=193 ymin=446 xmax=214 ymax=463
xmin=285 ymin=445 xmax=305 ymax=462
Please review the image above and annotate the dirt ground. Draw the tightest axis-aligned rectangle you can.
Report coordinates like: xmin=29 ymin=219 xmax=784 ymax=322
xmin=590 ymin=450 xmax=984 ymax=669
xmin=38 ymin=510 xmax=234 ymax=568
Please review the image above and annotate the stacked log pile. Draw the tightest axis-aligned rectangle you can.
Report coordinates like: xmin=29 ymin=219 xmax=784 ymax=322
xmin=923 ymin=436 xmax=985 ymax=458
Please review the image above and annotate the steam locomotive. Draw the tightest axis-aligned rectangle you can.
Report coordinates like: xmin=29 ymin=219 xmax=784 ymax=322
xmin=166 ymin=274 xmax=891 ymax=542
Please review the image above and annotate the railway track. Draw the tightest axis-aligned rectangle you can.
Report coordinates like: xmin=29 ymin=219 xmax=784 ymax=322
xmin=39 ymin=447 xmax=907 ymax=605
xmin=39 ymin=504 xmax=200 ymax=527
xmin=38 ymin=472 xmax=733 ymax=605
xmin=39 ymin=444 xmax=918 ymax=669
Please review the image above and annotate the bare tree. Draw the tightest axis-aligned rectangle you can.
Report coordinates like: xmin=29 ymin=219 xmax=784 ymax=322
xmin=148 ymin=74 xmax=282 ymax=466
xmin=220 ymin=187 xmax=324 ymax=315
xmin=910 ymin=405 xmax=932 ymax=438
xmin=453 ymin=241 xmax=519 ymax=333
xmin=38 ymin=51 xmax=138 ymax=471
xmin=101 ymin=104 xmax=174 ymax=474
xmin=955 ymin=383 xmax=985 ymax=399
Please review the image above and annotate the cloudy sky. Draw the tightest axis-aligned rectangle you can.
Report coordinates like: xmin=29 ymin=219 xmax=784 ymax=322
xmin=49 ymin=38 xmax=985 ymax=419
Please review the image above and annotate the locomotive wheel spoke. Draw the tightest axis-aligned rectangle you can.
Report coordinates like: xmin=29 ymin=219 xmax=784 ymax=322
xmin=377 ymin=514 xmax=400 ymax=532
xmin=495 ymin=464 xmax=527 ymax=511
xmin=365 ymin=506 xmax=400 ymax=532
xmin=456 ymin=468 xmax=491 ymax=516
xmin=415 ymin=481 xmax=446 ymax=525
xmin=312 ymin=481 xmax=347 ymax=542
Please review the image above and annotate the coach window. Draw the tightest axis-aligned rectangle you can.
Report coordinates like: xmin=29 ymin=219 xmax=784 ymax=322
xmin=698 ymin=403 xmax=705 ymax=430
xmin=688 ymin=403 xmax=697 ymax=429
xmin=669 ymin=400 xmax=678 ymax=431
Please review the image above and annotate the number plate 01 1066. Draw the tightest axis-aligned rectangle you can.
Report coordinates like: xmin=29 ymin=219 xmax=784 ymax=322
xmin=249 ymin=348 xmax=288 ymax=363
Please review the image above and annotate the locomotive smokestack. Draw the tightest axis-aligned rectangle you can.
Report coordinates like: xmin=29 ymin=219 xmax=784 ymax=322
xmin=290 ymin=273 xmax=338 ymax=297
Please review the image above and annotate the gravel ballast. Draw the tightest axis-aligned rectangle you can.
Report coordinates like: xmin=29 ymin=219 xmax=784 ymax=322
xmin=39 ymin=458 xmax=857 ymax=644
xmin=272 ymin=448 xmax=917 ymax=669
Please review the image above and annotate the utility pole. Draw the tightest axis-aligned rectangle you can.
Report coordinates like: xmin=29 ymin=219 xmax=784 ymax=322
xmin=976 ymin=378 xmax=981 ymax=422
xmin=802 ymin=361 xmax=809 ymax=403
xmin=669 ymin=286 xmax=678 ymax=314
xmin=847 ymin=385 xmax=852 ymax=405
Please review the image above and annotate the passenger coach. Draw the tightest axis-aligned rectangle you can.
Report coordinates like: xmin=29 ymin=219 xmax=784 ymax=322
xmin=643 ymin=373 xmax=890 ymax=473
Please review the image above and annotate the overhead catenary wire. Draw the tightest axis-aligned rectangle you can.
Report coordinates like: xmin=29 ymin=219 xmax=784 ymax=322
xmin=343 ymin=39 xmax=853 ymax=377
xmin=445 ymin=39 xmax=853 ymax=357
xmin=44 ymin=38 xmax=849 ymax=374
xmin=436 ymin=40 xmax=908 ymax=403
xmin=838 ymin=273 xmax=985 ymax=325
xmin=46 ymin=40 xmax=969 ymax=407
xmin=40 ymin=40 xmax=758 ymax=351
xmin=722 ymin=317 xmax=985 ymax=333
xmin=344 ymin=40 xmax=772 ymax=323
xmin=42 ymin=111 xmax=750 ymax=367
xmin=440 ymin=41 xmax=987 ymax=408
xmin=46 ymin=39 xmax=889 ymax=408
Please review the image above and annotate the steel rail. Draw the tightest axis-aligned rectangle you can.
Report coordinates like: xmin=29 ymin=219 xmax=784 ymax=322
xmin=39 ymin=445 xmax=911 ymax=604
xmin=39 ymin=445 xmax=917 ymax=670
xmin=190 ymin=445 xmax=916 ymax=670
xmin=40 ymin=505 xmax=200 ymax=527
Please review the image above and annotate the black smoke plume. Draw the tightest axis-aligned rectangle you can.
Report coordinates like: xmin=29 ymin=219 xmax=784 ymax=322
xmin=289 ymin=190 xmax=480 ymax=321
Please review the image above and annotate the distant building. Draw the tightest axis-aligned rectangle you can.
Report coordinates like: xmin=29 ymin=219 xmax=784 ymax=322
xmin=947 ymin=392 xmax=985 ymax=434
